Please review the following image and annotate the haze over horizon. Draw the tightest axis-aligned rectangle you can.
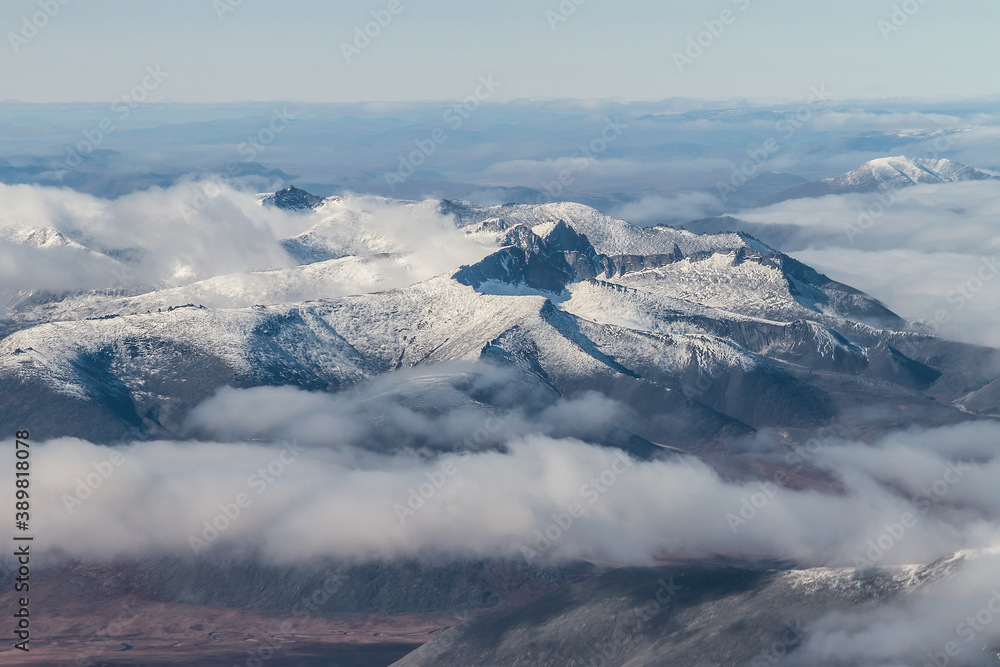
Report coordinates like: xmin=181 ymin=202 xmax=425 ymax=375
xmin=3 ymin=0 xmax=999 ymax=104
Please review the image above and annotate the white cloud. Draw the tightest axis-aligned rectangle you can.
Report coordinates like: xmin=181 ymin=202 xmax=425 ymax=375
xmin=609 ymin=192 xmax=722 ymax=227
xmin=739 ymin=181 xmax=1000 ymax=346
xmin=0 ymin=184 xmax=494 ymax=311
xmin=17 ymin=382 xmax=1000 ymax=570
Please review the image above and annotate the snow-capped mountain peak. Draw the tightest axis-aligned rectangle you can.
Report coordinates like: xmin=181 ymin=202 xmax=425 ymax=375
xmin=261 ymin=185 xmax=327 ymax=211
xmin=830 ymin=156 xmax=993 ymax=190
xmin=762 ymin=156 xmax=997 ymax=204
xmin=1 ymin=192 xmax=992 ymax=450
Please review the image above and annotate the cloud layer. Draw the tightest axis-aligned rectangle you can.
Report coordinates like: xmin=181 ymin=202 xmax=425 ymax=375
xmin=0 ymin=183 xmax=493 ymax=313
xmin=739 ymin=180 xmax=1000 ymax=347
xmin=15 ymin=374 xmax=1000 ymax=571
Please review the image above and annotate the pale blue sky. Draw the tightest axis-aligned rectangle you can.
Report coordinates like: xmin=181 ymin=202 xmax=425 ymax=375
xmin=1 ymin=0 xmax=997 ymax=103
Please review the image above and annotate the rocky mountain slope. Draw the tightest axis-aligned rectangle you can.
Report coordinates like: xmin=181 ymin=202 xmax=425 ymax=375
xmin=1 ymin=194 xmax=996 ymax=446
xmin=393 ymin=552 xmax=991 ymax=667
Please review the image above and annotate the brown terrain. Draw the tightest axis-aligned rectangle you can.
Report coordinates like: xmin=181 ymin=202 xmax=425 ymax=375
xmin=0 ymin=557 xmax=599 ymax=666
xmin=0 ymin=583 xmax=457 ymax=666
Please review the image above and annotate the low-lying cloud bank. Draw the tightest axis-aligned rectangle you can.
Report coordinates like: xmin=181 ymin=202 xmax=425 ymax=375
xmin=609 ymin=191 xmax=723 ymax=227
xmin=15 ymin=381 xmax=1000 ymax=570
xmin=0 ymin=181 xmax=302 ymax=293
xmin=10 ymin=366 xmax=1000 ymax=665
xmin=0 ymin=183 xmax=493 ymax=312
xmin=737 ymin=180 xmax=1000 ymax=347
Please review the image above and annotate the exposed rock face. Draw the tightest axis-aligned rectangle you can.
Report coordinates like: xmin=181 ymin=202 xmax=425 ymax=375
xmin=262 ymin=185 xmax=326 ymax=211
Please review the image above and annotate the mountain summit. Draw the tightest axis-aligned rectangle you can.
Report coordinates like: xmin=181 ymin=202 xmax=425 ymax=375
xmin=262 ymin=185 xmax=326 ymax=211
xmin=763 ymin=156 xmax=996 ymax=204
xmin=829 ymin=156 xmax=994 ymax=189
xmin=0 ymin=197 xmax=994 ymax=447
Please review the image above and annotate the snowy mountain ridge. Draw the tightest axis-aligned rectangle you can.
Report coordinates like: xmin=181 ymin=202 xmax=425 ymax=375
xmin=762 ymin=155 xmax=998 ymax=204
xmin=0 ymin=191 xmax=997 ymax=446
xmin=829 ymin=156 xmax=994 ymax=190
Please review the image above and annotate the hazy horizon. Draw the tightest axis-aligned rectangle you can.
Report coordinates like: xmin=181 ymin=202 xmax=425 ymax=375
xmin=3 ymin=0 xmax=999 ymax=103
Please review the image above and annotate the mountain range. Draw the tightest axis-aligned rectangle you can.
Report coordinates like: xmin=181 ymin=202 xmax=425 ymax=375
xmin=2 ymin=189 xmax=997 ymax=448
xmin=3 ymin=183 xmax=1000 ymax=664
